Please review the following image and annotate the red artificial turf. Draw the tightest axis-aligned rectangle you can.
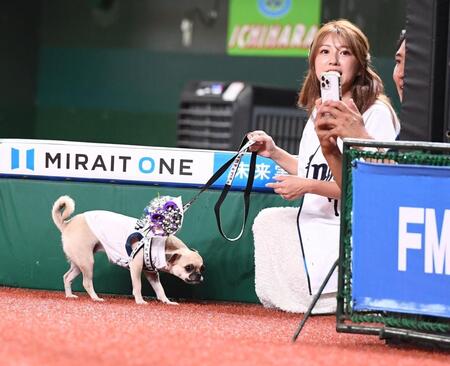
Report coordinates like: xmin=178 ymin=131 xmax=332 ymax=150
xmin=0 ymin=287 xmax=448 ymax=366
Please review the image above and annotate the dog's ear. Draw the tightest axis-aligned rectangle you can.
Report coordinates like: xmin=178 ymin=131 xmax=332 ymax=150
xmin=166 ymin=252 xmax=181 ymax=264
xmin=165 ymin=235 xmax=187 ymax=251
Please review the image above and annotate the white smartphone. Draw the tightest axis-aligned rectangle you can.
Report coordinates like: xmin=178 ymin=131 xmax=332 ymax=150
xmin=320 ymin=71 xmax=342 ymax=102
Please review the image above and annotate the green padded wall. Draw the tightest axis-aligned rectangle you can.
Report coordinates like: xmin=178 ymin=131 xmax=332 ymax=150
xmin=0 ymin=178 xmax=295 ymax=303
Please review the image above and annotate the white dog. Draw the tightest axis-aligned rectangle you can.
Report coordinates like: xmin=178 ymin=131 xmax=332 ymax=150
xmin=51 ymin=195 xmax=204 ymax=305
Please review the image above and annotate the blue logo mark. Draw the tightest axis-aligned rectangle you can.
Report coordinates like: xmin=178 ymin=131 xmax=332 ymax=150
xmin=258 ymin=0 xmax=292 ymax=18
xmin=138 ymin=157 xmax=155 ymax=174
xmin=11 ymin=148 xmax=35 ymax=170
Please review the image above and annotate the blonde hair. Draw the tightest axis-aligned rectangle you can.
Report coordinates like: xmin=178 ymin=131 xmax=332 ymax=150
xmin=298 ymin=19 xmax=391 ymax=114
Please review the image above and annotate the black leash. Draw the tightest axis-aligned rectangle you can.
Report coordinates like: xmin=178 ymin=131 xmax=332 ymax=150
xmin=296 ymin=200 xmax=313 ymax=296
xmin=296 ymin=144 xmax=321 ymax=296
xmin=183 ymin=137 xmax=257 ymax=242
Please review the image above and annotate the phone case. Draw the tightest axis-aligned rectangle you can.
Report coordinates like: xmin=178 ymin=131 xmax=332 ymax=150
xmin=320 ymin=71 xmax=342 ymax=102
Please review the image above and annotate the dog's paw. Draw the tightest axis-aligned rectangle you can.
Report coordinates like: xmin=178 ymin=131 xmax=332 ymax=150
xmin=135 ymin=299 xmax=148 ymax=305
xmin=65 ymin=294 xmax=78 ymax=299
xmin=93 ymin=297 xmax=105 ymax=302
xmin=163 ymin=300 xmax=179 ymax=306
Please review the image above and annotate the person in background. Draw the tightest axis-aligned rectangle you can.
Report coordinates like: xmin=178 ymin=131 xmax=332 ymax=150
xmin=315 ymin=30 xmax=406 ymax=187
xmin=248 ymin=20 xmax=400 ymax=313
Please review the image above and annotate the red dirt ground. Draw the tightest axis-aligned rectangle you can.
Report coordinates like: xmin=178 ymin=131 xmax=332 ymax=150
xmin=0 ymin=287 xmax=448 ymax=366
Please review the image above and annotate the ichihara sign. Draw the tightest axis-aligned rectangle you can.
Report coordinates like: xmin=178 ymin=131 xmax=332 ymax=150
xmin=227 ymin=0 xmax=321 ymax=57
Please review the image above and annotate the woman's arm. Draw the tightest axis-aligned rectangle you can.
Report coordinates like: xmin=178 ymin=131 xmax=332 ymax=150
xmin=314 ymin=98 xmax=373 ymax=188
xmin=322 ymin=149 xmax=343 ymax=189
xmin=267 ymin=175 xmax=341 ymax=200
xmin=268 ymin=146 xmax=298 ymax=175
xmin=314 ymin=122 xmax=344 ymax=188
xmin=247 ymin=130 xmax=298 ymax=175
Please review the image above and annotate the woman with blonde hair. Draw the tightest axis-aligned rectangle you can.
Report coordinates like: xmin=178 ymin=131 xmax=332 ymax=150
xmin=248 ymin=19 xmax=399 ymax=313
xmin=315 ymin=29 xmax=406 ymax=187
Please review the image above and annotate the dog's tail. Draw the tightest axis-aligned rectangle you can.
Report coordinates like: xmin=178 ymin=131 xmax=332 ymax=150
xmin=52 ymin=195 xmax=75 ymax=232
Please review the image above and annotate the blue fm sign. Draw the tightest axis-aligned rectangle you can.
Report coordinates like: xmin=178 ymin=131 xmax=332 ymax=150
xmin=351 ymin=161 xmax=450 ymax=318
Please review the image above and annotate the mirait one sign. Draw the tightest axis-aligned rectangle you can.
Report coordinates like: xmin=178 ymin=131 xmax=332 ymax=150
xmin=227 ymin=0 xmax=321 ymax=57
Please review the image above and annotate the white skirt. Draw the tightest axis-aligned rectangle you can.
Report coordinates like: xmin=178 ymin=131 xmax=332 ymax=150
xmin=253 ymin=207 xmax=337 ymax=314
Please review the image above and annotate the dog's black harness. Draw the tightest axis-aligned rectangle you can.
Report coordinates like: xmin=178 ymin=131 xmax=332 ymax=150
xmin=126 ymin=232 xmax=162 ymax=272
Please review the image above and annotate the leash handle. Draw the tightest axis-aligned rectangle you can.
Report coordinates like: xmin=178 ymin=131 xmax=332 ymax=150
xmin=214 ymin=146 xmax=257 ymax=241
xmin=184 ymin=136 xmax=257 ymax=242
xmin=183 ymin=137 xmax=255 ymax=211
